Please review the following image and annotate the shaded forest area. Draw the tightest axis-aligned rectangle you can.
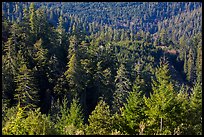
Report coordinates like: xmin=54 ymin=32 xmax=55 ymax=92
xmin=2 ymin=2 xmax=202 ymax=135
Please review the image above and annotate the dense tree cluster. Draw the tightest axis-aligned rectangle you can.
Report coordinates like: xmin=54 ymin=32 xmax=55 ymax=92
xmin=2 ymin=2 xmax=202 ymax=135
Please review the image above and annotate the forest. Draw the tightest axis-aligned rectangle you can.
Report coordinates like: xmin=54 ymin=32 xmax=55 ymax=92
xmin=2 ymin=2 xmax=202 ymax=135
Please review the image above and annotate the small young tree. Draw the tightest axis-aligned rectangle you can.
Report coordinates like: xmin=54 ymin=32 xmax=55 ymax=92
xmin=86 ymin=99 xmax=113 ymax=135
xmin=144 ymin=62 xmax=176 ymax=135
xmin=121 ymin=83 xmax=146 ymax=134
xmin=55 ymin=97 xmax=84 ymax=135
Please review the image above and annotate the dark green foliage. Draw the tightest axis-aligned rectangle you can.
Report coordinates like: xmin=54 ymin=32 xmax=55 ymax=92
xmin=14 ymin=63 xmax=39 ymax=108
xmin=1 ymin=2 xmax=202 ymax=135
xmin=113 ymin=64 xmax=131 ymax=112
xmin=187 ymin=49 xmax=195 ymax=83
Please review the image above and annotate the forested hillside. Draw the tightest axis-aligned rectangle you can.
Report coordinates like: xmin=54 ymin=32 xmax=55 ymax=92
xmin=2 ymin=2 xmax=202 ymax=135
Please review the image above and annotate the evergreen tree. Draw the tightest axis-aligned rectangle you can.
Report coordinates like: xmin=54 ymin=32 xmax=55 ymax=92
xmin=33 ymin=39 xmax=48 ymax=67
xmin=179 ymin=35 xmax=186 ymax=59
xmin=173 ymin=85 xmax=190 ymax=135
xmin=3 ymin=37 xmax=17 ymax=74
xmin=86 ymin=99 xmax=113 ymax=135
xmin=183 ymin=51 xmax=188 ymax=75
xmin=29 ymin=2 xmax=37 ymax=35
xmin=68 ymin=35 xmax=78 ymax=59
xmin=14 ymin=63 xmax=39 ymax=108
xmin=64 ymin=53 xmax=82 ymax=98
xmin=2 ymin=37 xmax=18 ymax=106
xmin=189 ymin=82 xmax=202 ymax=135
xmin=53 ymin=74 xmax=69 ymax=101
xmin=67 ymin=98 xmax=84 ymax=129
xmin=113 ymin=64 xmax=131 ymax=112
xmin=33 ymin=39 xmax=50 ymax=113
xmin=160 ymin=28 xmax=168 ymax=45
xmin=144 ymin=62 xmax=176 ymax=134
xmin=195 ymin=43 xmax=202 ymax=83
xmin=121 ymin=83 xmax=146 ymax=134
xmin=35 ymin=9 xmax=49 ymax=40
xmin=56 ymin=16 xmax=66 ymax=45
xmin=54 ymin=97 xmax=69 ymax=134
xmin=55 ymin=97 xmax=84 ymax=135
xmin=2 ymin=104 xmax=55 ymax=135
xmin=187 ymin=49 xmax=195 ymax=83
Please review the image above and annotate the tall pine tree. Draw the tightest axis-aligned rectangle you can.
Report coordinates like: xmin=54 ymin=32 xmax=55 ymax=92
xmin=113 ymin=64 xmax=131 ymax=112
xmin=14 ymin=63 xmax=39 ymax=108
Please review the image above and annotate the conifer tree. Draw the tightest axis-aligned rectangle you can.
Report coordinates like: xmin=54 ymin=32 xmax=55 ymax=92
xmin=33 ymin=38 xmax=48 ymax=68
xmin=160 ymin=28 xmax=168 ymax=45
xmin=53 ymin=74 xmax=69 ymax=101
xmin=187 ymin=49 xmax=195 ymax=83
xmin=35 ymin=9 xmax=49 ymax=40
xmin=68 ymin=98 xmax=84 ymax=129
xmin=55 ymin=97 xmax=84 ymax=135
xmin=86 ymin=99 xmax=113 ymax=135
xmin=179 ymin=35 xmax=186 ymax=59
xmin=14 ymin=63 xmax=39 ymax=108
xmin=29 ymin=2 xmax=37 ymax=35
xmin=189 ymin=82 xmax=202 ymax=135
xmin=195 ymin=44 xmax=202 ymax=83
xmin=183 ymin=51 xmax=188 ymax=75
xmin=55 ymin=97 xmax=69 ymax=134
xmin=57 ymin=16 xmax=66 ymax=45
xmin=68 ymin=35 xmax=78 ymax=57
xmin=121 ymin=83 xmax=146 ymax=134
xmin=3 ymin=104 xmax=55 ymax=135
xmin=113 ymin=64 xmax=131 ymax=112
xmin=3 ymin=37 xmax=17 ymax=75
xmin=173 ymin=85 xmax=192 ymax=135
xmin=33 ymin=39 xmax=50 ymax=113
xmin=144 ymin=62 xmax=176 ymax=134
xmin=2 ymin=37 xmax=18 ymax=106
xmin=64 ymin=53 xmax=82 ymax=98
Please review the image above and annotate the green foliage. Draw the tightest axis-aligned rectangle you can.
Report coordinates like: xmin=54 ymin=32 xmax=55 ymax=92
xmin=187 ymin=49 xmax=195 ymax=83
xmin=144 ymin=63 xmax=177 ymax=134
xmin=113 ymin=64 xmax=131 ymax=112
xmin=57 ymin=16 xmax=66 ymax=45
xmin=64 ymin=53 xmax=83 ymax=97
xmin=1 ymin=2 xmax=202 ymax=135
xmin=68 ymin=35 xmax=78 ymax=59
xmin=120 ymin=83 xmax=146 ymax=134
xmin=195 ymin=44 xmax=202 ymax=83
xmin=53 ymin=75 xmax=69 ymax=100
xmin=14 ymin=64 xmax=39 ymax=108
xmin=68 ymin=98 xmax=84 ymax=129
xmin=33 ymin=39 xmax=48 ymax=67
xmin=55 ymin=97 xmax=84 ymax=135
xmin=86 ymin=99 xmax=113 ymax=135
xmin=189 ymin=82 xmax=202 ymax=135
xmin=2 ymin=37 xmax=17 ymax=75
xmin=2 ymin=104 xmax=55 ymax=135
xmin=169 ymin=85 xmax=190 ymax=135
xmin=29 ymin=2 xmax=37 ymax=35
